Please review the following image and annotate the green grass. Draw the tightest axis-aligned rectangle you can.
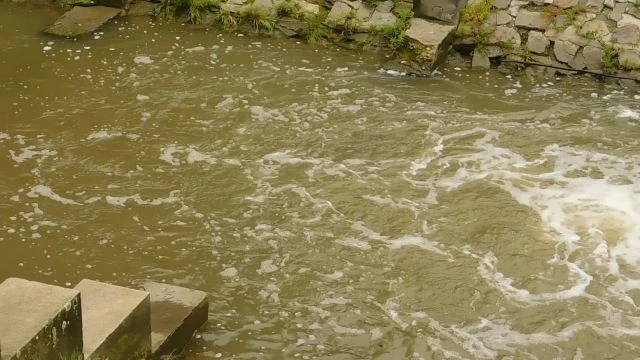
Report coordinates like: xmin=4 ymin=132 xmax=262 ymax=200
xmin=275 ymin=0 xmax=302 ymax=18
xmin=214 ymin=7 xmax=239 ymax=29
xmin=301 ymin=9 xmax=332 ymax=43
xmin=563 ymin=3 xmax=587 ymax=24
xmin=460 ymin=0 xmax=494 ymax=28
xmin=601 ymin=45 xmax=619 ymax=74
xmin=60 ymin=352 xmax=84 ymax=360
xmin=369 ymin=7 xmax=413 ymax=51
xmin=240 ymin=5 xmax=278 ymax=32
xmin=156 ymin=0 xmax=223 ymax=23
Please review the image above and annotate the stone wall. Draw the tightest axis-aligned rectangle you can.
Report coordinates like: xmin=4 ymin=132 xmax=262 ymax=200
xmin=457 ymin=0 xmax=640 ymax=79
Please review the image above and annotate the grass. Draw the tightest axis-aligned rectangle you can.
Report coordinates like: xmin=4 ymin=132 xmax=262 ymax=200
xmin=301 ymin=9 xmax=332 ymax=43
xmin=240 ymin=5 xmax=278 ymax=32
xmin=341 ymin=10 xmax=361 ymax=35
xmin=369 ymin=7 xmax=413 ymax=52
xmin=601 ymin=44 xmax=619 ymax=74
xmin=275 ymin=0 xmax=301 ymax=18
xmin=563 ymin=3 xmax=587 ymax=25
xmin=460 ymin=0 xmax=495 ymax=28
xmin=60 ymin=352 xmax=84 ymax=360
xmin=214 ymin=7 xmax=239 ymax=29
xmin=156 ymin=0 xmax=223 ymax=24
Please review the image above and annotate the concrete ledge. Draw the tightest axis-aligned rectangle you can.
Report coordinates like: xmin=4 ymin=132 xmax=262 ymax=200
xmin=75 ymin=279 xmax=151 ymax=360
xmin=142 ymin=282 xmax=208 ymax=357
xmin=45 ymin=6 xmax=122 ymax=37
xmin=0 ymin=277 xmax=83 ymax=360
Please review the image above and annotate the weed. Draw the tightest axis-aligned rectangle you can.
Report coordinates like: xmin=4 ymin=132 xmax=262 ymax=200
xmin=563 ymin=3 xmax=586 ymax=24
xmin=544 ymin=5 xmax=562 ymax=22
xmin=460 ymin=0 xmax=495 ymax=28
xmin=363 ymin=0 xmax=385 ymax=8
xmin=636 ymin=0 xmax=640 ymax=8
xmin=156 ymin=0 xmax=222 ymax=23
xmin=369 ymin=7 xmax=413 ymax=52
xmin=275 ymin=0 xmax=301 ymax=18
xmin=240 ymin=5 xmax=278 ymax=32
xmin=301 ymin=10 xmax=332 ymax=43
xmin=214 ymin=7 xmax=239 ymax=30
xmin=601 ymin=44 xmax=619 ymax=74
xmin=341 ymin=10 xmax=361 ymax=34
xmin=59 ymin=352 xmax=84 ymax=360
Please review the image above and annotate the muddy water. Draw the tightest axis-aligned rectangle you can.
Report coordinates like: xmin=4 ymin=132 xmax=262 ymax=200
xmin=2 ymin=3 xmax=640 ymax=359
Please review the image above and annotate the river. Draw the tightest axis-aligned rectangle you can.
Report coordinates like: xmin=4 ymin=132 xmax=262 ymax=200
xmin=2 ymin=3 xmax=640 ymax=359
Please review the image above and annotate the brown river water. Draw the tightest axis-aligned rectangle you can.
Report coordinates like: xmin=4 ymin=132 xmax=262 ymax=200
xmin=2 ymin=3 xmax=640 ymax=359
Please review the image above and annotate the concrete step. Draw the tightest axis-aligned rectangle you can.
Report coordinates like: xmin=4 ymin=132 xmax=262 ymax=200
xmin=142 ymin=282 xmax=208 ymax=357
xmin=75 ymin=279 xmax=151 ymax=360
xmin=0 ymin=277 xmax=83 ymax=360
xmin=45 ymin=6 xmax=122 ymax=37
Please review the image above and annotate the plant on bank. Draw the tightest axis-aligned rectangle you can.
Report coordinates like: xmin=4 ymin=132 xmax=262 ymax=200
xmin=156 ymin=0 xmax=223 ymax=23
xmin=275 ymin=0 xmax=302 ymax=18
xmin=369 ymin=7 xmax=413 ymax=52
xmin=301 ymin=10 xmax=333 ymax=43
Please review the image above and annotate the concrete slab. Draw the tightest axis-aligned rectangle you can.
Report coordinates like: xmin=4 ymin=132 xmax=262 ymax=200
xmin=142 ymin=282 xmax=208 ymax=357
xmin=406 ymin=18 xmax=456 ymax=70
xmin=0 ymin=278 xmax=83 ymax=360
xmin=75 ymin=279 xmax=151 ymax=360
xmin=44 ymin=6 xmax=122 ymax=37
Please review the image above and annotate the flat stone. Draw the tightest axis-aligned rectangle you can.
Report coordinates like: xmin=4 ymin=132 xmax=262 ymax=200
xmin=609 ymin=3 xmax=627 ymax=21
xmin=619 ymin=49 xmax=640 ymax=69
xmin=489 ymin=25 xmax=521 ymax=47
xmin=583 ymin=45 xmax=604 ymax=69
xmin=568 ymin=49 xmax=587 ymax=69
xmin=526 ymin=30 xmax=550 ymax=53
xmin=554 ymin=40 xmax=580 ymax=63
xmin=278 ymin=17 xmax=306 ymax=36
xmin=472 ymin=50 xmax=491 ymax=69
xmin=76 ymin=279 xmax=151 ymax=360
xmin=515 ymin=9 xmax=551 ymax=30
xmin=579 ymin=19 xmax=611 ymax=40
xmin=362 ymin=8 xmax=397 ymax=29
xmin=585 ymin=0 xmax=604 ymax=11
xmin=0 ymin=278 xmax=82 ymax=360
xmin=413 ymin=0 xmax=464 ymax=24
xmin=612 ymin=23 xmax=640 ymax=43
xmin=618 ymin=13 xmax=640 ymax=29
xmin=142 ymin=282 xmax=208 ymax=356
xmin=406 ymin=18 xmax=456 ymax=69
xmin=45 ymin=6 xmax=122 ymax=37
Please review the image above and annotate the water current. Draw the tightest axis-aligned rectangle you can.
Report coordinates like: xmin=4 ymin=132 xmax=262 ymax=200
xmin=2 ymin=3 xmax=640 ymax=359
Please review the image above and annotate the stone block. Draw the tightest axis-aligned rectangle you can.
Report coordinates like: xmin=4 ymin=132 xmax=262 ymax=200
xmin=619 ymin=50 xmax=640 ymax=69
xmin=413 ymin=0 xmax=465 ymax=24
xmin=489 ymin=26 xmax=521 ymax=48
xmin=472 ymin=50 xmax=491 ymax=69
xmin=494 ymin=0 xmax=510 ymax=8
xmin=583 ymin=45 xmax=604 ymax=70
xmin=515 ymin=9 xmax=551 ymax=30
xmin=618 ymin=14 xmax=640 ymax=29
xmin=612 ymin=24 xmax=640 ymax=43
xmin=406 ymin=18 xmax=456 ymax=70
xmin=45 ymin=6 xmax=122 ymax=37
xmin=527 ymin=30 xmax=550 ymax=53
xmin=75 ymin=279 xmax=151 ymax=360
xmin=0 ymin=278 xmax=83 ymax=360
xmin=142 ymin=282 xmax=208 ymax=357
xmin=579 ymin=19 xmax=611 ymax=40
xmin=554 ymin=40 xmax=580 ymax=63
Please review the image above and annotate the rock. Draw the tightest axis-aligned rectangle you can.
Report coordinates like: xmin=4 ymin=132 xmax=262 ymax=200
xmin=585 ymin=0 xmax=604 ymax=11
xmin=554 ymin=0 xmax=578 ymax=7
xmin=325 ymin=0 xmax=373 ymax=31
xmin=127 ymin=1 xmax=156 ymax=16
xmin=487 ymin=10 xmax=513 ymax=25
xmin=494 ymin=0 xmax=511 ymax=8
xmin=583 ymin=45 xmax=604 ymax=69
xmin=604 ymin=0 xmax=614 ymax=7
xmin=0 ymin=278 xmax=83 ymax=360
xmin=489 ymin=25 xmax=521 ymax=47
xmin=293 ymin=0 xmax=320 ymax=14
xmin=142 ymin=282 xmax=208 ymax=357
xmin=485 ymin=45 xmax=504 ymax=57
xmin=515 ymin=9 xmax=551 ymax=30
xmin=619 ymin=50 xmax=640 ymax=69
xmin=45 ymin=6 xmax=122 ymax=37
xmin=278 ymin=17 xmax=306 ymax=36
xmin=618 ymin=14 xmax=640 ymax=30
xmin=626 ymin=3 xmax=640 ymax=18
xmin=612 ymin=24 xmax=640 ymax=43
xmin=472 ymin=50 xmax=491 ymax=69
xmin=413 ymin=0 xmax=464 ymax=24
xmin=406 ymin=18 xmax=456 ymax=70
xmin=253 ymin=0 xmax=275 ymax=12
xmin=554 ymin=40 xmax=580 ymax=63
xmin=362 ymin=7 xmax=397 ymax=29
xmin=608 ymin=3 xmax=626 ymax=21
xmin=526 ymin=30 xmax=550 ymax=53
xmin=568 ymin=49 xmax=587 ymax=69
xmin=579 ymin=19 xmax=611 ymax=40
xmin=548 ymin=25 xmax=593 ymax=46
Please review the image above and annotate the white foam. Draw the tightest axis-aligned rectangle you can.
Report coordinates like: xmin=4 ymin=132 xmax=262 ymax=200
xmin=159 ymin=146 xmax=217 ymax=166
xmin=335 ymin=238 xmax=371 ymax=250
xmin=385 ymin=235 xmax=449 ymax=256
xmin=133 ymin=55 xmax=154 ymax=64
xmin=9 ymin=146 xmax=57 ymax=163
xmin=257 ymin=260 xmax=278 ymax=274
xmin=220 ymin=267 xmax=238 ymax=278
xmin=105 ymin=190 xmax=181 ymax=207
xmin=27 ymin=185 xmax=81 ymax=205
